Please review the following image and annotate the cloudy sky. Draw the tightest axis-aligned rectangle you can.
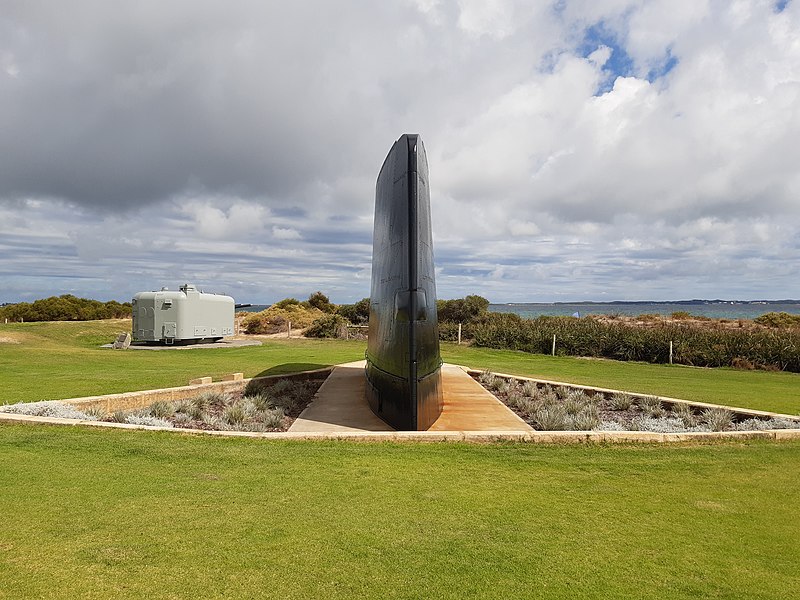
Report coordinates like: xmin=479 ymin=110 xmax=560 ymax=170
xmin=1 ymin=0 xmax=799 ymax=304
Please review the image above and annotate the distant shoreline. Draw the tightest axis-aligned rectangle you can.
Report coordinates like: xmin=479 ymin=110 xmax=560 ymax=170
xmin=488 ymin=301 xmax=800 ymax=320
xmin=496 ymin=299 xmax=800 ymax=306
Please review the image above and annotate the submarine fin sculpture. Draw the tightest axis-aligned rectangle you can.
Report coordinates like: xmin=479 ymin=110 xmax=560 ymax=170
xmin=365 ymin=134 xmax=443 ymax=430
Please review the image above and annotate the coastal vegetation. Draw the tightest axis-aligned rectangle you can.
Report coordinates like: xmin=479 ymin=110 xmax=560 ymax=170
xmin=0 ymin=295 xmax=131 ymax=322
xmin=241 ymin=292 xmax=337 ymax=334
xmin=465 ymin=312 xmax=800 ymax=373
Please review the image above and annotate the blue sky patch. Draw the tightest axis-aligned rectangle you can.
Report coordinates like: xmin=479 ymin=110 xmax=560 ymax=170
xmin=580 ymin=22 xmax=635 ymax=94
xmin=581 ymin=21 xmax=679 ymax=94
xmin=647 ymin=48 xmax=679 ymax=81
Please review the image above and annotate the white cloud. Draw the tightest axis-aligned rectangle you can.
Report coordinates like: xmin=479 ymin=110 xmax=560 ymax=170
xmin=272 ymin=226 xmax=301 ymax=240
xmin=1 ymin=0 xmax=799 ymax=303
xmin=180 ymin=200 xmax=270 ymax=240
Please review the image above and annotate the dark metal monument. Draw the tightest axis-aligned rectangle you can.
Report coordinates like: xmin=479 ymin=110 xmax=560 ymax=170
xmin=365 ymin=134 xmax=443 ymax=430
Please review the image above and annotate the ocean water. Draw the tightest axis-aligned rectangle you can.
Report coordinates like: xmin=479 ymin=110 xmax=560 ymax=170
xmin=237 ymin=301 xmax=800 ymax=320
xmin=489 ymin=302 xmax=800 ymax=320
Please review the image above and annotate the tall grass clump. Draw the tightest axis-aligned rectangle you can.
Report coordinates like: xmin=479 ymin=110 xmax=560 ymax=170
xmin=610 ymin=392 xmax=635 ymax=411
xmin=148 ymin=400 xmax=175 ymax=419
xmin=701 ymin=408 xmax=734 ymax=432
xmin=639 ymin=396 xmax=665 ymax=418
xmin=531 ymin=404 xmax=567 ymax=431
xmin=671 ymin=403 xmax=698 ymax=427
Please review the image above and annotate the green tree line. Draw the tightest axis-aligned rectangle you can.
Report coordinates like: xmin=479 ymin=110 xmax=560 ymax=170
xmin=0 ymin=295 xmax=132 ymax=322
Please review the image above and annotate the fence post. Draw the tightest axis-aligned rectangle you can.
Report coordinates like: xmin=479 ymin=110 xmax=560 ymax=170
xmin=458 ymin=323 xmax=462 ymax=346
xmin=669 ymin=340 xmax=673 ymax=364
xmin=288 ymin=320 xmax=291 ymax=338
xmin=552 ymin=334 xmax=556 ymax=356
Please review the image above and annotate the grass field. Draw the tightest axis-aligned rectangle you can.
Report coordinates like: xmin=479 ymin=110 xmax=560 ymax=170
xmin=2 ymin=320 xmax=799 ymax=414
xmin=1 ymin=424 xmax=798 ymax=599
xmin=0 ymin=320 xmax=365 ymax=402
xmin=3 ymin=321 xmax=799 ymax=598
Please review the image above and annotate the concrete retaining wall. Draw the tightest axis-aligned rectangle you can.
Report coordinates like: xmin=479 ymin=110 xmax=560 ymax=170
xmin=60 ymin=368 xmax=332 ymax=413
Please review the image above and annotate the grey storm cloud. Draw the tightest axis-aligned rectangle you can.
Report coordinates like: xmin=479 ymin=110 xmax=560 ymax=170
xmin=1 ymin=0 xmax=800 ymax=303
xmin=1 ymin=2 xmax=419 ymax=208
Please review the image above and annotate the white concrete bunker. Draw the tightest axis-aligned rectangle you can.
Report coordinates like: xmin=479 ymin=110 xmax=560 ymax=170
xmin=132 ymin=283 xmax=234 ymax=344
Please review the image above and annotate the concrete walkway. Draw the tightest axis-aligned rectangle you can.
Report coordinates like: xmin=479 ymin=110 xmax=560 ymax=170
xmin=288 ymin=361 xmax=532 ymax=433
xmin=288 ymin=361 xmax=393 ymax=432
xmin=429 ymin=364 xmax=533 ymax=431
xmin=102 ymin=338 xmax=262 ymax=350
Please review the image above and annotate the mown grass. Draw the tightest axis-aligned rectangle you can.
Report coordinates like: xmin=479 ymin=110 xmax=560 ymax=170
xmin=1 ymin=321 xmax=799 ymax=415
xmin=0 ymin=320 xmax=365 ymax=402
xmin=1 ymin=424 xmax=798 ymax=599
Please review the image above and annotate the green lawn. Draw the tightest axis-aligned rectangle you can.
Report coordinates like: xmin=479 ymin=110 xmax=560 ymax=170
xmin=1 ymin=424 xmax=798 ymax=599
xmin=0 ymin=320 xmax=366 ymax=402
xmin=1 ymin=320 xmax=799 ymax=414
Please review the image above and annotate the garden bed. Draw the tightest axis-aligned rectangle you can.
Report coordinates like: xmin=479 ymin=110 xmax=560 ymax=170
xmin=0 ymin=373 xmax=327 ymax=433
xmin=473 ymin=370 xmax=800 ymax=433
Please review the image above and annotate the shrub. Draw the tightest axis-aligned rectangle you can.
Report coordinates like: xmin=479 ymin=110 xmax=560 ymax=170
xmin=111 ymin=410 xmax=128 ymax=423
xmin=260 ymin=407 xmax=286 ymax=429
xmin=437 ymin=295 xmax=490 ymax=324
xmin=469 ymin=312 xmax=800 ymax=373
xmin=174 ymin=399 xmax=193 ymax=414
xmin=639 ymin=396 xmax=662 ymax=415
xmin=671 ymin=403 xmax=698 ymax=427
xmin=701 ymin=408 xmax=734 ymax=432
xmin=242 ymin=303 xmax=325 ymax=334
xmin=307 ymin=291 xmax=336 ymax=313
xmin=610 ymin=392 xmax=634 ymax=411
xmin=336 ymin=298 xmax=370 ymax=325
xmin=173 ymin=412 xmax=193 ymax=426
xmin=124 ymin=415 xmax=173 ymax=428
xmin=270 ymin=379 xmax=296 ymax=396
xmin=305 ymin=314 xmax=349 ymax=338
xmin=730 ymin=357 xmax=756 ymax=370
xmin=198 ymin=391 xmax=232 ymax=410
xmin=754 ymin=312 xmax=800 ymax=328
xmin=566 ymin=411 xmax=600 ymax=431
xmin=735 ymin=417 xmax=800 ymax=431
xmin=148 ymin=401 xmax=175 ymax=419
xmin=222 ymin=402 xmax=249 ymax=426
xmin=245 ymin=393 xmax=274 ymax=413
xmin=531 ymin=405 xmax=567 ymax=430
xmin=596 ymin=420 xmax=626 ymax=431
xmin=274 ymin=298 xmax=301 ymax=309
xmin=630 ymin=416 xmax=708 ymax=433
xmin=563 ymin=391 xmax=592 ymax=416
xmin=0 ymin=401 xmax=93 ymax=420
xmin=521 ymin=380 xmax=538 ymax=398
xmin=83 ymin=406 xmax=107 ymax=420
xmin=0 ymin=295 xmax=132 ymax=322
xmin=516 ymin=398 xmax=537 ymax=416
xmin=207 ymin=416 xmax=233 ymax=431
xmin=506 ymin=389 xmax=525 ymax=409
xmin=496 ymin=379 xmax=513 ymax=395
xmin=478 ymin=370 xmax=496 ymax=388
